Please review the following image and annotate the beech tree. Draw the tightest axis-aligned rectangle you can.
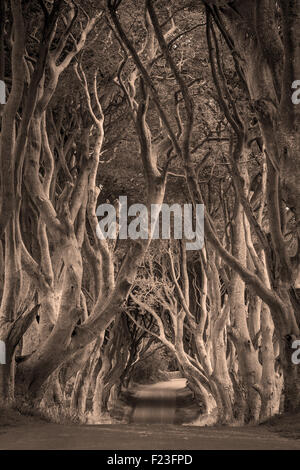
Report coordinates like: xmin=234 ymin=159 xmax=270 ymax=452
xmin=0 ymin=0 xmax=299 ymax=425
xmin=107 ymin=0 xmax=299 ymax=419
xmin=0 ymin=0 xmax=173 ymax=412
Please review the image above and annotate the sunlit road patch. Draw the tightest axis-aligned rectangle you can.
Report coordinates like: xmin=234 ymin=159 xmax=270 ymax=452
xmin=130 ymin=379 xmax=187 ymax=424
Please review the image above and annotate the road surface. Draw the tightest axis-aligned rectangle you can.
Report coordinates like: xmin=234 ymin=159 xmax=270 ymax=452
xmin=130 ymin=379 xmax=186 ymax=424
xmin=1 ymin=380 xmax=300 ymax=450
xmin=1 ymin=422 xmax=300 ymax=450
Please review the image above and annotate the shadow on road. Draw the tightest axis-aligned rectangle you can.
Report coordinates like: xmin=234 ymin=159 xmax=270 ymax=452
xmin=128 ymin=379 xmax=194 ymax=424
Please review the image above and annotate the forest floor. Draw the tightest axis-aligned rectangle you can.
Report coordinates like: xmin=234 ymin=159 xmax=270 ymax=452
xmin=0 ymin=379 xmax=300 ymax=450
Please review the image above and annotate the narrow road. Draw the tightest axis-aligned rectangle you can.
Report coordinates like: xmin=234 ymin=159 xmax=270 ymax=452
xmin=1 ymin=380 xmax=300 ymax=450
xmin=130 ymin=379 xmax=185 ymax=424
xmin=1 ymin=422 xmax=300 ymax=450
